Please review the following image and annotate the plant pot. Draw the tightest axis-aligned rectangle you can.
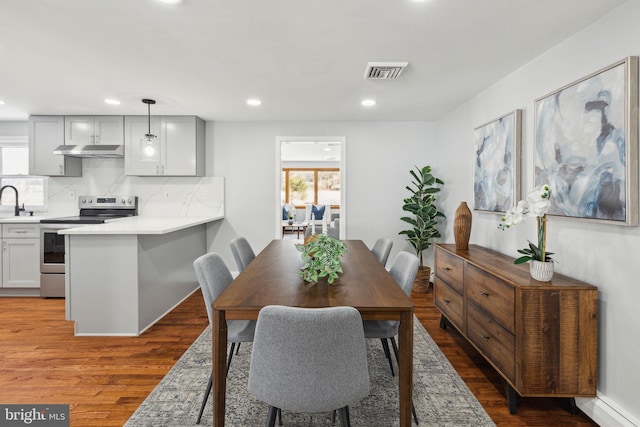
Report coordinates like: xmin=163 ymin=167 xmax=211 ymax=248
xmin=287 ymin=219 xmax=294 ymax=225
xmin=412 ymin=266 xmax=432 ymax=293
xmin=530 ymin=260 xmax=554 ymax=282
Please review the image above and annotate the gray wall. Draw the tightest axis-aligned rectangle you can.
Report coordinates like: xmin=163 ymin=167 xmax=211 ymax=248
xmin=436 ymin=2 xmax=640 ymax=425
xmin=206 ymin=120 xmax=438 ymax=269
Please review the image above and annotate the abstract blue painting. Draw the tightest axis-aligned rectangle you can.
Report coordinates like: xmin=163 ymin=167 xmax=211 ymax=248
xmin=473 ymin=110 xmax=521 ymax=213
xmin=535 ymin=57 xmax=638 ymax=225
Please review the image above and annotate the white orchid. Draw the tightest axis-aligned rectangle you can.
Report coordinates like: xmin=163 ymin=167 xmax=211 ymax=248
xmin=498 ymin=184 xmax=554 ymax=263
xmin=525 ymin=184 xmax=551 ymax=218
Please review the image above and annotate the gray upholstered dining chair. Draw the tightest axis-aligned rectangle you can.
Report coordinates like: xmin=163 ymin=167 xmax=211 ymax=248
xmin=363 ymin=251 xmax=420 ymax=424
xmin=229 ymin=236 xmax=255 ymax=272
xmin=248 ymin=305 xmax=370 ymax=427
xmin=371 ymin=237 xmax=393 ymax=267
xmin=193 ymin=252 xmax=256 ymax=424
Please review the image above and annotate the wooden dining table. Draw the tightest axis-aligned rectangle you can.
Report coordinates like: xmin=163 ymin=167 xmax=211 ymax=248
xmin=211 ymin=239 xmax=415 ymax=426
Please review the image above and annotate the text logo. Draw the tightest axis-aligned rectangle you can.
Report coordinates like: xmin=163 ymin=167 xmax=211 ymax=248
xmin=1 ymin=405 xmax=69 ymax=426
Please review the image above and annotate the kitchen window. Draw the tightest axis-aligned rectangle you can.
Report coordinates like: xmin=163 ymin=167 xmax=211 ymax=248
xmin=0 ymin=136 xmax=47 ymax=212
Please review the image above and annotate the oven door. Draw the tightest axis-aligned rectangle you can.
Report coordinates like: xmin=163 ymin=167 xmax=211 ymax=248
xmin=40 ymin=224 xmax=71 ymax=274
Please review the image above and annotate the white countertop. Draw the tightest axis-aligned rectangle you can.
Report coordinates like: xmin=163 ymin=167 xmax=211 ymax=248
xmin=58 ymin=215 xmax=223 ymax=235
xmin=0 ymin=215 xmax=53 ymax=223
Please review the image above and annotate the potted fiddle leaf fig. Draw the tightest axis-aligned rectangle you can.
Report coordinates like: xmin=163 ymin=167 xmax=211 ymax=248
xmin=399 ymin=165 xmax=445 ymax=292
xmin=295 ymin=233 xmax=347 ymax=285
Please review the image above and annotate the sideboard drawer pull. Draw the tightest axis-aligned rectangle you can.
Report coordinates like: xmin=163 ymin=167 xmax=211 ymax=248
xmin=444 ymin=266 xmax=451 ymax=271
xmin=443 ymin=299 xmax=450 ymax=305
xmin=480 ymin=334 xmax=490 ymax=341
xmin=480 ymin=291 xmax=490 ymax=297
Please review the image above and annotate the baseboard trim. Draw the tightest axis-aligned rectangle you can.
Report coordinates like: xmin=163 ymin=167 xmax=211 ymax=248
xmin=577 ymin=396 xmax=639 ymax=427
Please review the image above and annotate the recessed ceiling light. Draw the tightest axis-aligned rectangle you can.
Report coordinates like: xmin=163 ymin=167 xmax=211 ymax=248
xmin=104 ymin=98 xmax=121 ymax=105
xmin=0 ymin=100 xmax=5 ymax=105
xmin=156 ymin=0 xmax=182 ymax=4
xmin=247 ymin=98 xmax=262 ymax=106
xmin=361 ymin=99 xmax=376 ymax=107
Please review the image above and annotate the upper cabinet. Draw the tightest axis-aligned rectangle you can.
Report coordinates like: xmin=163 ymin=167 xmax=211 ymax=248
xmin=28 ymin=116 xmax=82 ymax=177
xmin=124 ymin=116 xmax=205 ymax=176
xmin=65 ymin=116 xmax=124 ymax=146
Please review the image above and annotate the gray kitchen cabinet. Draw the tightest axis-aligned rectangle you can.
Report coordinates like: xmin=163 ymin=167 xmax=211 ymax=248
xmin=1 ymin=223 xmax=40 ymax=289
xmin=124 ymin=115 xmax=205 ymax=176
xmin=64 ymin=115 xmax=124 ymax=146
xmin=28 ymin=115 xmax=82 ymax=176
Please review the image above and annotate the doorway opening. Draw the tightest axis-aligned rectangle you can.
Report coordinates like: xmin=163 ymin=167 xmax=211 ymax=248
xmin=275 ymin=136 xmax=346 ymax=241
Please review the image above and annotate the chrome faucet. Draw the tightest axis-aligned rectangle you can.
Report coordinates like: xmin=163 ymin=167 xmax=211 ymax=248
xmin=0 ymin=185 xmax=25 ymax=216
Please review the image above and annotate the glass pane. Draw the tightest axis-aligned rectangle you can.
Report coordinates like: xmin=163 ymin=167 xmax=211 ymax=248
xmin=1 ymin=177 xmax=45 ymax=207
xmin=318 ymin=171 xmax=340 ymax=206
xmin=2 ymin=147 xmax=28 ymax=175
xmin=139 ymin=137 xmax=159 ymax=162
xmin=289 ymin=171 xmax=314 ymax=205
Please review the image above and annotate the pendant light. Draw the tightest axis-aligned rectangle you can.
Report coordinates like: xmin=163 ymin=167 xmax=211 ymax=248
xmin=140 ymin=98 xmax=158 ymax=161
xmin=142 ymin=98 xmax=157 ymax=141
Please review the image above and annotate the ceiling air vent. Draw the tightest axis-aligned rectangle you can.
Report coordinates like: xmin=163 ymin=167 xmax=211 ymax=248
xmin=364 ymin=62 xmax=409 ymax=80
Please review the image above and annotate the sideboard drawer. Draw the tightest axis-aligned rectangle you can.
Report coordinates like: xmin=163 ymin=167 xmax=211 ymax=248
xmin=467 ymin=301 xmax=515 ymax=381
xmin=434 ymin=279 xmax=464 ymax=331
xmin=466 ymin=264 xmax=515 ymax=333
xmin=435 ymin=248 xmax=464 ymax=294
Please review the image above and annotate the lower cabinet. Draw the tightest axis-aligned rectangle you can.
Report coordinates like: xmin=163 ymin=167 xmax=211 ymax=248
xmin=1 ymin=224 xmax=40 ymax=289
xmin=434 ymin=243 xmax=598 ymax=413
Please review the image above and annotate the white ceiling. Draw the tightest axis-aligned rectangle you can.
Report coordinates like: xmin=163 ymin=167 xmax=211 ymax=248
xmin=0 ymin=0 xmax=627 ymax=122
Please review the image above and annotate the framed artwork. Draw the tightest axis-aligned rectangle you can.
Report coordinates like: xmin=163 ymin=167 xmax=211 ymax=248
xmin=534 ymin=56 xmax=638 ymax=225
xmin=473 ymin=109 xmax=522 ymax=213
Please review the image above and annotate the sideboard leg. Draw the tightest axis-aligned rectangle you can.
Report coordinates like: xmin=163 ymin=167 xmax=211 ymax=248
xmin=505 ymin=383 xmax=518 ymax=414
xmin=563 ymin=398 xmax=578 ymax=415
xmin=439 ymin=314 xmax=447 ymax=329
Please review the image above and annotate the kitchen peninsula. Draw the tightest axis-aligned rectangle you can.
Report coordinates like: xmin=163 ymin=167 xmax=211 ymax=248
xmin=60 ymin=215 xmax=222 ymax=336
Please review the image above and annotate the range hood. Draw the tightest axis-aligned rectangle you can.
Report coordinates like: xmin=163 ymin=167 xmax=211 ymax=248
xmin=53 ymin=144 xmax=124 ymax=158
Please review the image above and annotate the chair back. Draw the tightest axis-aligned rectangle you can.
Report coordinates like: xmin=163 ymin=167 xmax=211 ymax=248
xmin=193 ymin=252 xmax=234 ymax=325
xmin=248 ymin=305 xmax=370 ymax=413
xmin=388 ymin=251 xmax=420 ymax=296
xmin=229 ymin=237 xmax=256 ymax=272
xmin=371 ymin=238 xmax=393 ymax=266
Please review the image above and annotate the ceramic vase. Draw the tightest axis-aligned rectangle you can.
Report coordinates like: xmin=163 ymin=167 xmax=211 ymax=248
xmin=453 ymin=201 xmax=472 ymax=250
xmin=530 ymin=260 xmax=554 ymax=282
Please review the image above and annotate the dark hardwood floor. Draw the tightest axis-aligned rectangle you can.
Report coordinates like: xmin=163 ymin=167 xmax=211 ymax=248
xmin=0 ymin=289 xmax=598 ymax=426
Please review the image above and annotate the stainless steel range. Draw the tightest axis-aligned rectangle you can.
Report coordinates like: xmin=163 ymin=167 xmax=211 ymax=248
xmin=39 ymin=195 xmax=138 ymax=297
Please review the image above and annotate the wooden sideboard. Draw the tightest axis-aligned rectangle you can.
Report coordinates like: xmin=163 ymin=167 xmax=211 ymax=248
xmin=434 ymin=243 xmax=598 ymax=413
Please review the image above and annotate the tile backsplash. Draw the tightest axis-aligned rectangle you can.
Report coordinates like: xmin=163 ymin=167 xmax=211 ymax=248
xmin=46 ymin=158 xmax=224 ymax=218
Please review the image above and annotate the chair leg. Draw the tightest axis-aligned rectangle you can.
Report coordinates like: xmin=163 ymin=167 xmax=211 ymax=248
xmin=338 ymin=406 xmax=351 ymax=427
xmin=390 ymin=336 xmax=400 ymax=364
xmin=197 ymin=343 xmax=237 ymax=424
xmin=226 ymin=342 xmax=236 ymax=375
xmin=331 ymin=409 xmax=336 ymax=425
xmin=390 ymin=337 xmax=419 ymax=425
xmin=195 ymin=374 xmax=212 ymax=424
xmin=266 ymin=406 xmax=278 ymax=427
xmin=277 ymin=408 xmax=282 ymax=426
xmin=380 ymin=338 xmax=395 ymax=376
xmin=235 ymin=342 xmax=241 ymax=355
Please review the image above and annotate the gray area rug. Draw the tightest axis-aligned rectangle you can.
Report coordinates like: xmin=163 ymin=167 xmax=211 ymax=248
xmin=125 ymin=319 xmax=495 ymax=426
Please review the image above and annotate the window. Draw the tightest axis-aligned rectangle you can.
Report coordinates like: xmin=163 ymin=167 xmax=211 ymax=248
xmin=282 ymin=168 xmax=340 ymax=208
xmin=0 ymin=137 xmax=47 ymax=212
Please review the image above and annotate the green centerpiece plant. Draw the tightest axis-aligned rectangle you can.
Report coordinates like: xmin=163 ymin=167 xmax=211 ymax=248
xmin=295 ymin=233 xmax=347 ymax=284
xmin=399 ymin=165 xmax=445 ymax=291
